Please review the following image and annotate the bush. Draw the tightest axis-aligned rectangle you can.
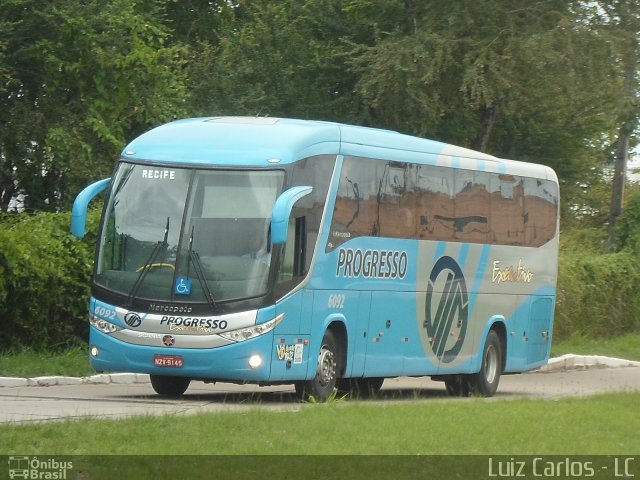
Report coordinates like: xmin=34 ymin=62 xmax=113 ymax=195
xmin=0 ymin=210 xmax=99 ymax=352
xmin=555 ymin=247 xmax=640 ymax=339
xmin=554 ymin=189 xmax=640 ymax=340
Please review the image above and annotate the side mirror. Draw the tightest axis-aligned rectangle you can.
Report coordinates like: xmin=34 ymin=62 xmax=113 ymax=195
xmin=71 ymin=178 xmax=111 ymax=238
xmin=271 ymin=186 xmax=313 ymax=245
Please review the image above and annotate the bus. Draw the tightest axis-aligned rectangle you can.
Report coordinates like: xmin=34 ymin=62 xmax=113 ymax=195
xmin=71 ymin=116 xmax=559 ymax=400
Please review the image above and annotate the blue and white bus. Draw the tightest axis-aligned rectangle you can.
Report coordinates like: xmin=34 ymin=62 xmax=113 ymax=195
xmin=71 ymin=117 xmax=559 ymax=400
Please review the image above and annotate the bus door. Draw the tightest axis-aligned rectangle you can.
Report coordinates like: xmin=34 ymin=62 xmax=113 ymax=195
xmin=270 ymin=289 xmax=311 ymax=381
xmin=270 ymin=208 xmax=313 ymax=381
xmin=363 ymin=292 xmax=415 ymax=377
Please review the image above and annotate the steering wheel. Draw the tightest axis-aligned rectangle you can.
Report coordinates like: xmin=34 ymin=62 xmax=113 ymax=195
xmin=135 ymin=263 xmax=176 ymax=273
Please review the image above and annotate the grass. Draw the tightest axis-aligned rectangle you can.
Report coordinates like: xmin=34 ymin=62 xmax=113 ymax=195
xmin=1 ymin=333 xmax=638 ymax=378
xmin=551 ymin=333 xmax=640 ymax=361
xmin=1 ymin=338 xmax=638 ymax=477
xmin=1 ymin=392 xmax=639 ymax=455
xmin=0 ymin=346 xmax=94 ymax=378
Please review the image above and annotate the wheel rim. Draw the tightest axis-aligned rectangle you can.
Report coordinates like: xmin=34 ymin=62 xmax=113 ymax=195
xmin=316 ymin=346 xmax=336 ymax=387
xmin=484 ymin=344 xmax=498 ymax=384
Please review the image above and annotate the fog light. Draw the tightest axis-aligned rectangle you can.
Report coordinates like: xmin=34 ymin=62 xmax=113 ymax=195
xmin=90 ymin=346 xmax=99 ymax=357
xmin=248 ymin=355 xmax=262 ymax=369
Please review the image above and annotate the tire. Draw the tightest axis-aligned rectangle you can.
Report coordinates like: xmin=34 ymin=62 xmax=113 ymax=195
xmin=150 ymin=374 xmax=191 ymax=396
xmin=295 ymin=330 xmax=339 ymax=402
xmin=469 ymin=329 xmax=503 ymax=397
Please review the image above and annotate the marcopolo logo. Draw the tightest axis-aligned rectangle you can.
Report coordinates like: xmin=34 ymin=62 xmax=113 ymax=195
xmin=423 ymin=256 xmax=468 ymax=363
xmin=124 ymin=312 xmax=143 ymax=328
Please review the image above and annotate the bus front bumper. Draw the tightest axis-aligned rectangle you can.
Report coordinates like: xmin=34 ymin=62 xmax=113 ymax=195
xmin=88 ymin=327 xmax=274 ymax=382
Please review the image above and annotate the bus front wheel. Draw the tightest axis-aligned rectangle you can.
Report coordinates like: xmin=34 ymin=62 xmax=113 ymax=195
xmin=150 ymin=374 xmax=190 ymax=396
xmin=295 ymin=330 xmax=338 ymax=402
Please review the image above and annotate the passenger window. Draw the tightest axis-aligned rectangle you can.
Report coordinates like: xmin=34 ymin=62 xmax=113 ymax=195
xmin=327 ymin=156 xmax=558 ymax=249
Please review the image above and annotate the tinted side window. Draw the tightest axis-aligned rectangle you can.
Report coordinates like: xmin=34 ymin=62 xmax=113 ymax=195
xmin=491 ymin=174 xmax=525 ymax=245
xmin=523 ymin=177 xmax=558 ymax=247
xmin=328 ymin=156 xmax=557 ymax=250
xmin=454 ymin=170 xmax=491 ymax=243
xmin=329 ymin=156 xmax=380 ymax=250
xmin=328 ymin=157 xmax=417 ymax=251
xmin=275 ymin=155 xmax=336 ymax=294
xmin=378 ymin=162 xmax=416 ymax=239
xmin=286 ymin=154 xmax=337 ymax=268
xmin=416 ymin=164 xmax=454 ymax=241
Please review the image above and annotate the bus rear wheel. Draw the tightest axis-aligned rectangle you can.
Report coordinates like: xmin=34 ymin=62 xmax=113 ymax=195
xmin=295 ymin=330 xmax=338 ymax=402
xmin=444 ymin=330 xmax=502 ymax=397
xmin=150 ymin=375 xmax=191 ymax=396
xmin=469 ymin=329 xmax=502 ymax=397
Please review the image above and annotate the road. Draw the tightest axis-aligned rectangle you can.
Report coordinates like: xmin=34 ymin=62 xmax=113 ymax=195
xmin=1 ymin=365 xmax=639 ymax=424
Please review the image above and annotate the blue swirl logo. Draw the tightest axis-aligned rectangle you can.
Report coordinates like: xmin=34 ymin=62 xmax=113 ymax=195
xmin=423 ymin=256 xmax=468 ymax=363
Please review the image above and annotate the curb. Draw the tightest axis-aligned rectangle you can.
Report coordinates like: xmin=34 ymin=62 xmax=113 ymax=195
xmin=0 ymin=373 xmax=150 ymax=388
xmin=536 ymin=354 xmax=640 ymax=372
xmin=1 ymin=355 xmax=639 ymax=388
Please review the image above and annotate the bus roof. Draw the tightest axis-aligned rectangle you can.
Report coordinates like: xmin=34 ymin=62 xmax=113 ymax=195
xmin=122 ymin=117 xmax=556 ymax=181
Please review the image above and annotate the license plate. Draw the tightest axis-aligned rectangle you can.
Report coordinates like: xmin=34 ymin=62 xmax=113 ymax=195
xmin=153 ymin=354 xmax=184 ymax=368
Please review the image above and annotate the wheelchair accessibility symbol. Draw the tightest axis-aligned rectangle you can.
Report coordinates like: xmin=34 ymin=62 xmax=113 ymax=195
xmin=175 ymin=276 xmax=192 ymax=295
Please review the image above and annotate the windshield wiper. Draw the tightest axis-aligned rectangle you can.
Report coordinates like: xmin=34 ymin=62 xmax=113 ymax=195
xmin=127 ymin=217 xmax=170 ymax=307
xmin=187 ymin=226 xmax=218 ymax=313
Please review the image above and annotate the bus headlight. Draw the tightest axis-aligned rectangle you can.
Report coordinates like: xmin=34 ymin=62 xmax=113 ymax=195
xmin=248 ymin=355 xmax=263 ymax=368
xmin=89 ymin=314 xmax=122 ymax=334
xmin=219 ymin=314 xmax=284 ymax=343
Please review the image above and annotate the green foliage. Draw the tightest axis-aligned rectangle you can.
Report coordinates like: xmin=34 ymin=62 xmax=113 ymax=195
xmin=0 ymin=0 xmax=636 ymax=216
xmin=615 ymin=184 xmax=640 ymax=252
xmin=0 ymin=0 xmax=187 ymax=212
xmin=332 ymin=0 xmax=618 ymax=182
xmin=185 ymin=0 xmax=342 ymax=119
xmin=555 ymin=184 xmax=640 ymax=339
xmin=303 ymin=389 xmax=348 ymax=404
xmin=555 ymin=230 xmax=640 ymax=339
xmin=0 ymin=210 xmax=99 ymax=351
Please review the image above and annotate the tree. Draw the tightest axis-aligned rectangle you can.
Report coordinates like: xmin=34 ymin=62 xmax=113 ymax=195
xmin=182 ymin=0 xmax=342 ymax=119
xmin=0 ymin=0 xmax=629 ymax=220
xmin=177 ymin=0 xmax=622 ymax=224
xmin=581 ymin=0 xmax=640 ymax=250
xmin=340 ymin=2 xmax=616 ymax=165
xmin=302 ymin=0 xmax=620 ymax=224
xmin=0 ymin=0 xmax=188 ymax=212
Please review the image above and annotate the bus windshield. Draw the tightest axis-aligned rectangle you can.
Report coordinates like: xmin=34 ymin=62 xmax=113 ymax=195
xmin=95 ymin=162 xmax=285 ymax=305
